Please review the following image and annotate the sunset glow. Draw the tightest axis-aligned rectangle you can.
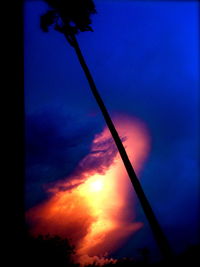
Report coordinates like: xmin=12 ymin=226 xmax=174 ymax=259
xmin=90 ymin=179 xmax=103 ymax=192
xmin=26 ymin=116 xmax=151 ymax=265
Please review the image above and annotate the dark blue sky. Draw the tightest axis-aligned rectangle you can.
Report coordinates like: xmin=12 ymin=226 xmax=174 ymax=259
xmin=24 ymin=0 xmax=199 ymax=260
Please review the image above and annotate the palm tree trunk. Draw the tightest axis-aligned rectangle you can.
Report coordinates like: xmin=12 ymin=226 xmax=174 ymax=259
xmin=65 ymin=33 xmax=173 ymax=260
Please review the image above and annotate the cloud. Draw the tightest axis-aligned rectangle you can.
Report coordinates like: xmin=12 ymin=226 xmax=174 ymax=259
xmin=26 ymin=115 xmax=150 ymax=265
xmin=25 ymin=109 xmax=103 ymax=208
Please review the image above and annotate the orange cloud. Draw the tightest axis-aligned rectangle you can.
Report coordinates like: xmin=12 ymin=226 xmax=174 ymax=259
xmin=26 ymin=115 xmax=150 ymax=265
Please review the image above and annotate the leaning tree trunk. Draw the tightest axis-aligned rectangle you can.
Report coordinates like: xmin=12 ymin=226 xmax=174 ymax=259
xmin=65 ymin=32 xmax=173 ymax=260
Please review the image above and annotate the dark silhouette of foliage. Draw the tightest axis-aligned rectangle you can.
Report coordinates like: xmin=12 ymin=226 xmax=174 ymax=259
xmin=41 ymin=0 xmax=96 ymax=45
xmin=40 ymin=0 xmax=173 ymax=260
xmin=86 ymin=244 xmax=200 ymax=267
xmin=138 ymin=247 xmax=150 ymax=264
xmin=24 ymin=233 xmax=77 ymax=267
xmin=172 ymin=244 xmax=200 ymax=266
xmin=22 ymin=232 xmax=200 ymax=267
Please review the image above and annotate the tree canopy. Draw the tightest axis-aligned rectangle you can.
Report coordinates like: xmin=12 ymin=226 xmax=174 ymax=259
xmin=41 ymin=0 xmax=97 ymax=35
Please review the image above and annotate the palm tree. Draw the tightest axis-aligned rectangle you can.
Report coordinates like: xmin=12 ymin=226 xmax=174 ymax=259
xmin=40 ymin=0 xmax=172 ymax=259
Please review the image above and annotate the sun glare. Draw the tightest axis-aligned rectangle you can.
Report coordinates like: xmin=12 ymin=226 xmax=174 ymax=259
xmin=90 ymin=180 xmax=103 ymax=192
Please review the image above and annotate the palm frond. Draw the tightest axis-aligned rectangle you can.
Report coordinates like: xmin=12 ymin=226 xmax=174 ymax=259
xmin=41 ymin=0 xmax=97 ymax=34
xmin=40 ymin=10 xmax=58 ymax=32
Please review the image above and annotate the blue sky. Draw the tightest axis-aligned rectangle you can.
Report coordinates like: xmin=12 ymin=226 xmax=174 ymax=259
xmin=24 ymin=0 xmax=199 ymax=260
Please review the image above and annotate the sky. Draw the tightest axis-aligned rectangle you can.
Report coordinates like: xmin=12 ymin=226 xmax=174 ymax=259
xmin=24 ymin=0 xmax=199 ymax=263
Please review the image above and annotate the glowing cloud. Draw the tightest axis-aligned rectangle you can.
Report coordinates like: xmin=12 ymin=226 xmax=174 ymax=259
xmin=26 ymin=115 xmax=151 ymax=265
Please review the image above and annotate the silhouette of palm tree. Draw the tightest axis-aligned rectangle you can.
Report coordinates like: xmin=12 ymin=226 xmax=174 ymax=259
xmin=40 ymin=0 xmax=172 ymax=259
